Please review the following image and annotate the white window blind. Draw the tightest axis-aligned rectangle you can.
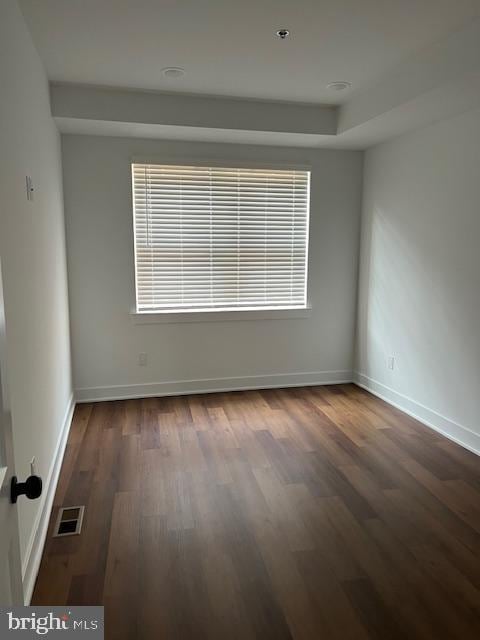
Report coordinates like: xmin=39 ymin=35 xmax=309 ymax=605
xmin=132 ymin=163 xmax=310 ymax=313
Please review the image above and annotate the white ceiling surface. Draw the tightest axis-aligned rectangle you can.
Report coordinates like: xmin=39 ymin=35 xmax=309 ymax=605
xmin=19 ymin=0 xmax=480 ymax=103
xmin=20 ymin=0 xmax=480 ymax=148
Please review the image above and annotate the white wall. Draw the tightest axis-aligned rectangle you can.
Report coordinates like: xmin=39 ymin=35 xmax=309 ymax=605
xmin=0 ymin=0 xmax=72 ymax=587
xmin=356 ymin=108 xmax=480 ymax=453
xmin=62 ymin=136 xmax=362 ymax=399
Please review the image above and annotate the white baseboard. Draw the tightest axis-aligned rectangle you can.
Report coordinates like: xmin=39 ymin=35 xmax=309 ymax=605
xmin=76 ymin=370 xmax=353 ymax=403
xmin=354 ymin=372 xmax=480 ymax=456
xmin=22 ymin=393 xmax=76 ymax=604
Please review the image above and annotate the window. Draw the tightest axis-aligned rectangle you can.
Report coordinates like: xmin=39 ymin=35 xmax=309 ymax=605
xmin=132 ymin=163 xmax=310 ymax=313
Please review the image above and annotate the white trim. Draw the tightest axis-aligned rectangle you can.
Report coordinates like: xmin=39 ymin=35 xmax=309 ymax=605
xmin=303 ymin=172 xmax=311 ymax=309
xmin=354 ymin=372 xmax=480 ymax=456
xmin=76 ymin=370 xmax=353 ymax=403
xmin=131 ymin=156 xmax=313 ymax=172
xmin=22 ymin=394 xmax=76 ymax=604
xmin=131 ymin=305 xmax=312 ymax=324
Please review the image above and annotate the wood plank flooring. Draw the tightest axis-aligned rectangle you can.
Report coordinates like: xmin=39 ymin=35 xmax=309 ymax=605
xmin=33 ymin=384 xmax=480 ymax=639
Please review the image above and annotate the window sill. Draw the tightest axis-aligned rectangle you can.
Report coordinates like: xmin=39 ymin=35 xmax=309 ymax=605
xmin=130 ymin=306 xmax=312 ymax=324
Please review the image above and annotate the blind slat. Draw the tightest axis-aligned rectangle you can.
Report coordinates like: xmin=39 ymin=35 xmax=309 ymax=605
xmin=132 ymin=163 xmax=310 ymax=312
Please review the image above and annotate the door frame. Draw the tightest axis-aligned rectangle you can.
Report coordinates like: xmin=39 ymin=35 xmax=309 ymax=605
xmin=0 ymin=257 xmax=24 ymax=604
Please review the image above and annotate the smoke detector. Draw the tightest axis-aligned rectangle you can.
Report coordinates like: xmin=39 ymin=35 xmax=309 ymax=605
xmin=327 ymin=81 xmax=352 ymax=92
xmin=162 ymin=67 xmax=185 ymax=78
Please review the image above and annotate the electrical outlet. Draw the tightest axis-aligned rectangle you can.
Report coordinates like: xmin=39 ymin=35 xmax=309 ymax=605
xmin=30 ymin=456 xmax=36 ymax=475
xmin=387 ymin=356 xmax=395 ymax=370
xmin=138 ymin=352 xmax=147 ymax=366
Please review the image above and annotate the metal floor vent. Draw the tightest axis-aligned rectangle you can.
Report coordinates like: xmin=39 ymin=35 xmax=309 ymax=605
xmin=53 ymin=505 xmax=85 ymax=537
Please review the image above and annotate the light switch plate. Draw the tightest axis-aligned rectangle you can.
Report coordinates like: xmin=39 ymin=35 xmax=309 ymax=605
xmin=26 ymin=176 xmax=34 ymax=201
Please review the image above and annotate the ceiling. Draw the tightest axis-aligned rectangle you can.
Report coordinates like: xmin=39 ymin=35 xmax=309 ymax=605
xmin=19 ymin=0 xmax=480 ymax=104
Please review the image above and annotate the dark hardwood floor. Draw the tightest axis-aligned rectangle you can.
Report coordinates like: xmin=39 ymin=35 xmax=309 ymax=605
xmin=33 ymin=384 xmax=480 ymax=639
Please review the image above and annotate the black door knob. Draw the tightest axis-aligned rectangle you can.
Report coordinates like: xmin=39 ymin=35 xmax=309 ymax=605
xmin=10 ymin=475 xmax=43 ymax=503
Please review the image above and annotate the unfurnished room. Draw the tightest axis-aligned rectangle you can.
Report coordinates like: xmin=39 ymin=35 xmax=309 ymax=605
xmin=1 ymin=1 xmax=480 ymax=638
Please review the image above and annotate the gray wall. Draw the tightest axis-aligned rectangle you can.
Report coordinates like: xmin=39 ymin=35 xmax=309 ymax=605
xmin=62 ymin=136 xmax=363 ymax=399
xmin=356 ymin=108 xmax=480 ymax=452
xmin=0 ymin=0 xmax=72 ymax=572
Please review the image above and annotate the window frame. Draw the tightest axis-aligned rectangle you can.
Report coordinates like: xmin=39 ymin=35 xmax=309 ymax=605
xmin=130 ymin=157 xmax=312 ymax=321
